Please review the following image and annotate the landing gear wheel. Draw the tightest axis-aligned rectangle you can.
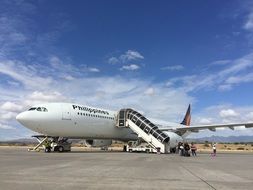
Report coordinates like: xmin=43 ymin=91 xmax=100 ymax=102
xmin=45 ymin=147 xmax=51 ymax=153
xmin=53 ymin=146 xmax=59 ymax=152
xmin=58 ymin=146 xmax=64 ymax=152
xmin=170 ymin=148 xmax=176 ymax=153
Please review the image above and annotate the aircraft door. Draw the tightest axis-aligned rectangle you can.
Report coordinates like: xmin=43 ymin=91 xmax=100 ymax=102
xmin=62 ymin=105 xmax=71 ymax=120
xmin=118 ymin=110 xmax=126 ymax=127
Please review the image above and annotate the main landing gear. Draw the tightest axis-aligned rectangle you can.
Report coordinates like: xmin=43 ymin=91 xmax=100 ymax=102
xmin=28 ymin=135 xmax=71 ymax=153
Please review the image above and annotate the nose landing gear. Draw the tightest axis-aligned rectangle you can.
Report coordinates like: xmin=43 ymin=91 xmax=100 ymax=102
xmin=28 ymin=135 xmax=71 ymax=153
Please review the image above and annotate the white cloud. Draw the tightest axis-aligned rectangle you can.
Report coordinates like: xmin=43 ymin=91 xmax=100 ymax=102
xmin=108 ymin=50 xmax=144 ymax=65
xmin=49 ymin=56 xmax=82 ymax=75
xmin=0 ymin=123 xmax=15 ymax=130
xmin=0 ymin=60 xmax=53 ymax=90
xmin=167 ymin=52 xmax=253 ymax=92
xmin=225 ymin=73 xmax=253 ymax=84
xmin=218 ymin=84 xmax=232 ymax=91
xmin=219 ymin=54 xmax=253 ymax=76
xmin=120 ymin=64 xmax=140 ymax=71
xmin=120 ymin=50 xmax=144 ymax=62
xmin=246 ymin=112 xmax=253 ymax=122
xmin=63 ymin=75 xmax=75 ymax=81
xmin=28 ymin=91 xmax=67 ymax=103
xmin=192 ymin=104 xmax=251 ymax=125
xmin=88 ymin=67 xmax=100 ymax=72
xmin=49 ymin=56 xmax=62 ymax=68
xmin=0 ymin=16 xmax=27 ymax=47
xmin=219 ymin=109 xmax=239 ymax=118
xmin=210 ymin=60 xmax=231 ymax=65
xmin=167 ymin=74 xmax=215 ymax=92
xmin=244 ymin=12 xmax=253 ymax=31
xmin=161 ymin=65 xmax=184 ymax=71
xmin=79 ymin=65 xmax=100 ymax=73
xmin=144 ymin=87 xmax=155 ymax=96
xmin=1 ymin=102 xmax=23 ymax=112
xmin=0 ymin=112 xmax=17 ymax=120
xmin=195 ymin=117 xmax=213 ymax=124
xmin=108 ymin=57 xmax=119 ymax=64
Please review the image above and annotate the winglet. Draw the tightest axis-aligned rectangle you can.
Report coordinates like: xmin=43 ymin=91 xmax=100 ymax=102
xmin=181 ymin=104 xmax=191 ymax=126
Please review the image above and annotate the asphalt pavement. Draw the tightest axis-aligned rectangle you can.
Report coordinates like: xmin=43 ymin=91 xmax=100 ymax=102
xmin=0 ymin=147 xmax=252 ymax=190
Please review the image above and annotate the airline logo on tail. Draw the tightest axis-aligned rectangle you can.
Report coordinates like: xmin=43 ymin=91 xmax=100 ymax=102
xmin=181 ymin=104 xmax=191 ymax=126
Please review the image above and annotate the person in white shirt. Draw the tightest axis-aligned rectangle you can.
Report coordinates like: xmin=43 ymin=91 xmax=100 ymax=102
xmin=212 ymin=143 xmax=216 ymax=156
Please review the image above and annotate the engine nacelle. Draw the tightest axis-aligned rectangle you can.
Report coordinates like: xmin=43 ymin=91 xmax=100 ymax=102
xmin=85 ymin=139 xmax=112 ymax=147
xmin=163 ymin=131 xmax=183 ymax=149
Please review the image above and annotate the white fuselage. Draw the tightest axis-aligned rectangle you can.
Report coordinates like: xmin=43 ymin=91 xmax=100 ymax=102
xmin=16 ymin=103 xmax=138 ymax=141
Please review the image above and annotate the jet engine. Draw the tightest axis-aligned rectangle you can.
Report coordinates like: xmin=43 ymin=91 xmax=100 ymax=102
xmin=85 ymin=139 xmax=112 ymax=147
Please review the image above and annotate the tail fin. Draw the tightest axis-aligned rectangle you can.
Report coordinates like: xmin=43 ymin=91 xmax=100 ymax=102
xmin=181 ymin=104 xmax=191 ymax=126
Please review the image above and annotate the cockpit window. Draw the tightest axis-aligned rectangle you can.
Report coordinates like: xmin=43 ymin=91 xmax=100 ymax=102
xmin=28 ymin=107 xmax=48 ymax=112
xmin=36 ymin=107 xmax=48 ymax=112
xmin=41 ymin=107 xmax=48 ymax=112
xmin=28 ymin=107 xmax=37 ymax=111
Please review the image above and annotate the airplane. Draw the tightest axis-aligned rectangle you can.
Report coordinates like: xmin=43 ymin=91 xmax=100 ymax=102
xmin=16 ymin=102 xmax=253 ymax=153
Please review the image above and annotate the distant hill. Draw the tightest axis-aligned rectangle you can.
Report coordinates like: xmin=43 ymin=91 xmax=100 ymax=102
xmin=188 ymin=135 xmax=253 ymax=143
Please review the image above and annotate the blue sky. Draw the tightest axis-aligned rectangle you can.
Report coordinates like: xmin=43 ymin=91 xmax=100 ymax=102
xmin=0 ymin=0 xmax=253 ymax=140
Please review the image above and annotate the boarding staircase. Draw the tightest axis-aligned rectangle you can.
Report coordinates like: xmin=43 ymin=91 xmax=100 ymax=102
xmin=116 ymin=109 xmax=170 ymax=153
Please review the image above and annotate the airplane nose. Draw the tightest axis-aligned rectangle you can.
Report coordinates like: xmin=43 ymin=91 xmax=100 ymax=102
xmin=16 ymin=113 xmax=22 ymax=122
xmin=16 ymin=111 xmax=42 ymax=133
xmin=16 ymin=112 xmax=28 ymax=124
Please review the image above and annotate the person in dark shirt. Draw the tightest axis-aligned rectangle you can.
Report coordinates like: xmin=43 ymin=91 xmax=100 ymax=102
xmin=184 ymin=142 xmax=190 ymax=156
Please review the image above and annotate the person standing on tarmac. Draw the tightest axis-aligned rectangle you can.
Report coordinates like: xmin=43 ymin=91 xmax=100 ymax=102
xmin=190 ymin=142 xmax=197 ymax=156
xmin=184 ymin=142 xmax=190 ymax=156
xmin=212 ymin=143 xmax=217 ymax=157
xmin=179 ymin=142 xmax=184 ymax=156
xmin=178 ymin=142 xmax=182 ymax=155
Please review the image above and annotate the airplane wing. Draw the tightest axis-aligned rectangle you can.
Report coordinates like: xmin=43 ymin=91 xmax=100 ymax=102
xmin=158 ymin=104 xmax=253 ymax=135
xmin=160 ymin=122 xmax=253 ymax=135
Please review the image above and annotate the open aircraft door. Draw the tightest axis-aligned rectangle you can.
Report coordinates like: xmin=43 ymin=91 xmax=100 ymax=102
xmin=62 ymin=105 xmax=71 ymax=120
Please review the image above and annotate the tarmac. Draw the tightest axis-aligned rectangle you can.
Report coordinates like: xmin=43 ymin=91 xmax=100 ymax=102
xmin=0 ymin=147 xmax=252 ymax=190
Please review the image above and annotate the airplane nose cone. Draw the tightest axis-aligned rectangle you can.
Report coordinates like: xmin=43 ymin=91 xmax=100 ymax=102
xmin=16 ymin=111 xmax=42 ymax=133
xmin=16 ymin=112 xmax=23 ymax=122
xmin=16 ymin=112 xmax=28 ymax=125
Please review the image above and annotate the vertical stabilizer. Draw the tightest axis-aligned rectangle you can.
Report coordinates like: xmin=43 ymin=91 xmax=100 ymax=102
xmin=181 ymin=104 xmax=191 ymax=126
